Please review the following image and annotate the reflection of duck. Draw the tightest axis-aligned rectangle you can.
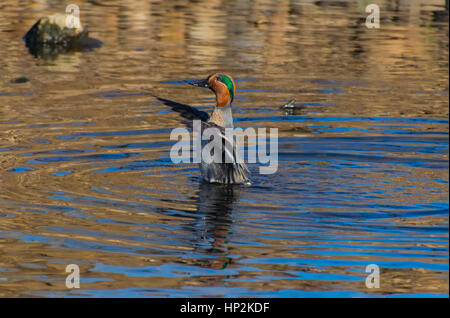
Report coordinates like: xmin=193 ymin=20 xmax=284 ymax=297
xmin=190 ymin=182 xmax=242 ymax=269
xmin=155 ymin=73 xmax=250 ymax=185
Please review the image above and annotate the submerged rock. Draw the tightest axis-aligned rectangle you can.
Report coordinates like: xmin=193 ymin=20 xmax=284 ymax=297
xmin=10 ymin=76 xmax=30 ymax=84
xmin=23 ymin=13 xmax=101 ymax=58
xmin=280 ymin=99 xmax=308 ymax=116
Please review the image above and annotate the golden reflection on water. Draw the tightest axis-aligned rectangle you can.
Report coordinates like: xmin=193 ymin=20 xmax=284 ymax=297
xmin=0 ymin=0 xmax=448 ymax=297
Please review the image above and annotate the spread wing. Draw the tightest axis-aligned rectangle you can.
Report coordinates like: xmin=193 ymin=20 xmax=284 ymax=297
xmin=152 ymin=95 xmax=210 ymax=122
xmin=202 ymin=124 xmax=251 ymax=184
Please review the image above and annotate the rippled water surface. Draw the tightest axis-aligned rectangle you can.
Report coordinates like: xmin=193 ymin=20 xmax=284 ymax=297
xmin=0 ymin=0 xmax=448 ymax=297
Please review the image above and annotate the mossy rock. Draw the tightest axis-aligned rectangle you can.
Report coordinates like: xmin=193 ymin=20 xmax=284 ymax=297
xmin=23 ymin=13 xmax=101 ymax=58
xmin=24 ymin=13 xmax=86 ymax=46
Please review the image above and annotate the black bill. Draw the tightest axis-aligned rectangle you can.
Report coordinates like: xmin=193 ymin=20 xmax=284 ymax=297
xmin=188 ymin=78 xmax=209 ymax=88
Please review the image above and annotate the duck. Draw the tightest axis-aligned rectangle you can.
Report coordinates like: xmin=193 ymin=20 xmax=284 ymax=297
xmin=189 ymin=72 xmax=250 ymax=185
xmin=154 ymin=72 xmax=250 ymax=185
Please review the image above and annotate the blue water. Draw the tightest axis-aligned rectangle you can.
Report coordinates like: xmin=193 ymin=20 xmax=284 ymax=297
xmin=1 ymin=110 xmax=447 ymax=297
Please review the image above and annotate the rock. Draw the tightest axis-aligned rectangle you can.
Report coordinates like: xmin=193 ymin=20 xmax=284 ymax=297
xmin=10 ymin=76 xmax=30 ymax=84
xmin=280 ymin=99 xmax=296 ymax=110
xmin=24 ymin=13 xmax=86 ymax=46
xmin=23 ymin=13 xmax=101 ymax=58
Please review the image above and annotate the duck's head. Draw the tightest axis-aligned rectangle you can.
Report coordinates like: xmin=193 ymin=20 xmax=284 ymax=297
xmin=189 ymin=72 xmax=236 ymax=108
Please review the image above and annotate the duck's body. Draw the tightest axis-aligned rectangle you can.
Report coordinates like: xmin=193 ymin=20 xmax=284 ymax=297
xmin=199 ymin=115 xmax=250 ymax=184
xmin=190 ymin=73 xmax=250 ymax=185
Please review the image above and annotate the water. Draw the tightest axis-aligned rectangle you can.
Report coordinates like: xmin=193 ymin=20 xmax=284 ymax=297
xmin=0 ymin=0 xmax=448 ymax=297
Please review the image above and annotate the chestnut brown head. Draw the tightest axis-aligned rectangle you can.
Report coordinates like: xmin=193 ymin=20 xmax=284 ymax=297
xmin=189 ymin=72 xmax=236 ymax=107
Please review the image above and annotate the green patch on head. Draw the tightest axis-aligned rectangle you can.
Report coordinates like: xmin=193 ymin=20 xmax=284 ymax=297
xmin=217 ymin=74 xmax=235 ymax=104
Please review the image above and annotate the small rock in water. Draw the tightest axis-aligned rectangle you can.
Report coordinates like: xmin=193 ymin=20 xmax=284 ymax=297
xmin=280 ymin=99 xmax=307 ymax=115
xmin=280 ymin=99 xmax=296 ymax=109
xmin=11 ymin=77 xmax=30 ymax=84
